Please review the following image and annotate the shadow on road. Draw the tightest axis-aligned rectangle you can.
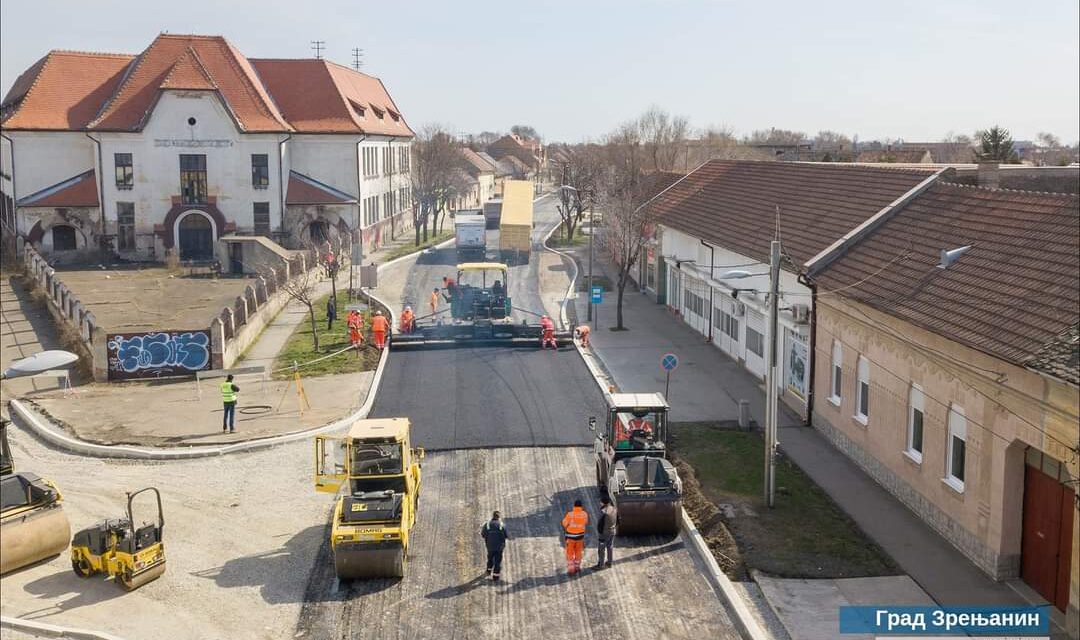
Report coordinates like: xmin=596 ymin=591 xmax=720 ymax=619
xmin=19 ymin=567 xmax=127 ymax=618
xmin=423 ymin=574 xmax=488 ymax=600
xmin=498 ymin=541 xmax=686 ymax=596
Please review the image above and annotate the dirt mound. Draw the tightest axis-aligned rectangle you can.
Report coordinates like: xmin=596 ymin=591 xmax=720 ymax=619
xmin=674 ymin=455 xmax=747 ymax=581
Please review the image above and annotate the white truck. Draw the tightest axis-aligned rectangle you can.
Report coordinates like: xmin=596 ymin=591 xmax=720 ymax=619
xmin=454 ymin=212 xmax=487 ymax=260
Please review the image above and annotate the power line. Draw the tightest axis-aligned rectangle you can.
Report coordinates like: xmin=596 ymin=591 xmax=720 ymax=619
xmin=310 ymin=40 xmax=325 ymax=60
xmin=815 ymin=324 xmax=1079 ymax=459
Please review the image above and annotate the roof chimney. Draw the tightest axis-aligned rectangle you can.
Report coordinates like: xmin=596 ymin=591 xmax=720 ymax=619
xmin=977 ymin=161 xmax=1000 ymax=189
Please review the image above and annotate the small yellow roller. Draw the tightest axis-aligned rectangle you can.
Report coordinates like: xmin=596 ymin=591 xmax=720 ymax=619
xmin=70 ymin=487 xmax=166 ymax=591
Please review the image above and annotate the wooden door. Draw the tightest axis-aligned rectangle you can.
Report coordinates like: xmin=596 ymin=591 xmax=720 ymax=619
xmin=1021 ymin=463 xmax=1074 ymax=611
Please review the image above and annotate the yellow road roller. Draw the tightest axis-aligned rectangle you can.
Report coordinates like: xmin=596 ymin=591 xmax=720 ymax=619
xmin=315 ymin=417 xmax=423 ymax=579
xmin=71 ymin=487 xmax=166 ymax=590
xmin=0 ymin=419 xmax=71 ymax=575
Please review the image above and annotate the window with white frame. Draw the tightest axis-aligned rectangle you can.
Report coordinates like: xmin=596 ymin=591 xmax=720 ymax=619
xmin=906 ymin=384 xmax=924 ymax=461
xmin=829 ymin=341 xmax=842 ymax=404
xmin=855 ymin=355 xmax=870 ymax=423
xmin=746 ymin=326 xmax=765 ymax=357
xmin=946 ymin=405 xmax=966 ymax=491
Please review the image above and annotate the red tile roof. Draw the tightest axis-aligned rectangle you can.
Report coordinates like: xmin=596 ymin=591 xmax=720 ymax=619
xmin=16 ymin=170 xmax=99 ymax=207
xmin=159 ymin=48 xmax=217 ymax=90
xmin=3 ymin=35 xmax=413 ymax=137
xmin=1 ymin=52 xmax=133 ymax=130
xmin=286 ymin=171 xmax=357 ymax=205
xmin=88 ymin=34 xmax=289 ymax=132
xmin=648 ymin=160 xmax=935 ymax=265
xmin=459 ymin=147 xmax=496 ymax=175
xmin=250 ymin=59 xmax=413 ymax=136
xmin=813 ymin=183 xmax=1080 ymax=373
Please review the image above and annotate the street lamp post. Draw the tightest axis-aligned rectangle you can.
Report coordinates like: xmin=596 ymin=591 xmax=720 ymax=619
xmin=721 ymin=239 xmax=781 ymax=508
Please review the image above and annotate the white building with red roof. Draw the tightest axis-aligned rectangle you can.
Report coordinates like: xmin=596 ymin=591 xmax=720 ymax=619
xmin=0 ymin=33 xmax=414 ymax=265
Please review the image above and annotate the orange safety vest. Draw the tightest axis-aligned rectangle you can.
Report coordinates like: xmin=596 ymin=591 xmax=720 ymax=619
xmin=562 ymin=507 xmax=588 ymax=539
xmin=371 ymin=316 xmax=389 ymax=333
xmin=400 ymin=311 xmax=414 ymax=330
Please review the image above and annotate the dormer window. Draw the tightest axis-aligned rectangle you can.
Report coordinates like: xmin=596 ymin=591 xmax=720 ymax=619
xmin=388 ymin=110 xmax=400 ymax=122
xmin=373 ymin=107 xmax=384 ymax=120
xmin=348 ymin=99 xmax=366 ymax=118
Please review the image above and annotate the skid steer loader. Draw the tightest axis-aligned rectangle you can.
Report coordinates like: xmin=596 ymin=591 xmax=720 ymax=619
xmin=315 ymin=417 xmax=424 ymax=579
xmin=590 ymin=393 xmax=683 ymax=535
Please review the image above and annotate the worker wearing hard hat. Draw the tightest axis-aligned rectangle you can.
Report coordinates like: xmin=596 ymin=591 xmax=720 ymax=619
xmin=399 ymin=306 xmax=415 ymax=334
xmin=371 ymin=311 xmax=390 ymax=350
xmin=561 ymin=499 xmax=588 ymax=575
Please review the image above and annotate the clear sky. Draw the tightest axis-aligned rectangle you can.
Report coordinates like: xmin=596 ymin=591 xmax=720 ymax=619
xmin=2 ymin=0 xmax=1077 ymax=143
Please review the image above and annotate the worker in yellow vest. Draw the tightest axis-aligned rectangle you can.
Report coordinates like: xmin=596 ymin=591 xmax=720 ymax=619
xmin=221 ymin=374 xmax=239 ymax=433
xmin=561 ymin=499 xmax=589 ymax=575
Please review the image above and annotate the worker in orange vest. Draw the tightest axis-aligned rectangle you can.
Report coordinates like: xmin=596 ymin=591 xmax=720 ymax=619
xmin=347 ymin=310 xmax=365 ymax=355
xmin=399 ymin=306 xmax=415 ymax=334
xmin=575 ymin=324 xmax=591 ymax=348
xmin=540 ymin=315 xmax=557 ymax=350
xmin=429 ymin=288 xmax=440 ymax=317
xmin=371 ymin=310 xmax=390 ymax=350
xmin=561 ymin=499 xmax=589 ymax=575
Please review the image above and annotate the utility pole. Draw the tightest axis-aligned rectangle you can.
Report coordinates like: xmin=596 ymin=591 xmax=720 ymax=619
xmin=351 ymin=48 xmax=364 ymax=70
xmin=310 ymin=41 xmax=325 ymax=59
xmin=764 ymin=240 xmax=781 ymax=508
xmin=587 ymin=201 xmax=595 ymax=323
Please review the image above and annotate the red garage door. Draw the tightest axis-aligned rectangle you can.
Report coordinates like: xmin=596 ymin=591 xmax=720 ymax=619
xmin=1021 ymin=449 xmax=1075 ymax=612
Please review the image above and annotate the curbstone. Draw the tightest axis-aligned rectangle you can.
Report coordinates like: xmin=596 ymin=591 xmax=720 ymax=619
xmin=0 ymin=615 xmax=129 ymax=640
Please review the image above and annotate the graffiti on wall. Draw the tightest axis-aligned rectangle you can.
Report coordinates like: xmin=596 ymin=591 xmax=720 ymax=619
xmin=106 ymin=330 xmax=211 ymax=380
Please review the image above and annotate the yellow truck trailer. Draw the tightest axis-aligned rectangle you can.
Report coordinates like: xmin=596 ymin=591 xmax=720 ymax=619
xmin=499 ymin=180 xmax=533 ymax=265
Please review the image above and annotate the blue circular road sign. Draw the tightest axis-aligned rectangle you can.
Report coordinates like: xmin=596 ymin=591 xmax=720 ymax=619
xmin=661 ymin=353 xmax=679 ymax=372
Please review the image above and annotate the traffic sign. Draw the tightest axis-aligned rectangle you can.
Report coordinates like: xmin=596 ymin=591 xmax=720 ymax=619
xmin=661 ymin=353 xmax=679 ymax=372
xmin=590 ymin=285 xmax=603 ymax=304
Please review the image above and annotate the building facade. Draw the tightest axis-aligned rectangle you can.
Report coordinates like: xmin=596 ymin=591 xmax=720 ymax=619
xmin=808 ymin=183 xmax=1079 ymax=630
xmin=0 ymin=34 xmax=414 ymax=265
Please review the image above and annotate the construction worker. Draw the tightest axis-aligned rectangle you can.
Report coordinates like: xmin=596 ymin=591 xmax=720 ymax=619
xmin=480 ymin=510 xmax=509 ymax=582
xmin=575 ymin=324 xmax=591 ymax=348
xmin=220 ymin=374 xmax=239 ymax=433
xmin=429 ymin=288 xmax=441 ymax=317
xmin=399 ymin=306 xmax=415 ymax=334
xmin=442 ymin=276 xmax=457 ymax=301
xmin=348 ymin=310 xmax=365 ymax=354
xmin=326 ymin=295 xmax=337 ymax=330
xmin=492 ymin=280 xmax=504 ymax=298
xmin=561 ymin=499 xmax=588 ymax=575
xmin=371 ymin=310 xmax=390 ymax=350
xmin=540 ymin=315 xmax=557 ymax=350
xmin=595 ymin=495 xmax=617 ymax=569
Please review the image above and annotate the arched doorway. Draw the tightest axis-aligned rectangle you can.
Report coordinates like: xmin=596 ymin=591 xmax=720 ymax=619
xmin=178 ymin=212 xmax=214 ymax=260
xmin=308 ymin=220 xmax=329 ymax=246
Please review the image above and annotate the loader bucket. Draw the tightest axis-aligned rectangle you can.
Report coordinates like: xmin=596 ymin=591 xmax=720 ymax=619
xmin=119 ymin=559 xmax=166 ymax=590
xmin=0 ymin=503 xmax=71 ymax=574
xmin=333 ymin=541 xmax=405 ymax=579
xmin=614 ymin=494 xmax=681 ymax=536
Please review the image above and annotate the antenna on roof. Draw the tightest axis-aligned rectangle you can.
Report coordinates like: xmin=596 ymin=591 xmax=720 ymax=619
xmin=310 ymin=40 xmax=325 ymax=60
xmin=351 ymin=48 xmax=364 ymax=70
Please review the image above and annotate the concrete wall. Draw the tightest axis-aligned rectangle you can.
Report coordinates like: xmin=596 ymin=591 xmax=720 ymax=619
xmin=812 ymin=295 xmax=1079 ymax=622
xmin=6 ymin=131 xmax=95 ymax=199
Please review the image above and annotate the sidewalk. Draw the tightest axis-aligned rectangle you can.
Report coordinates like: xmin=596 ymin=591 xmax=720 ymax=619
xmin=560 ymin=253 xmax=1047 ymax=633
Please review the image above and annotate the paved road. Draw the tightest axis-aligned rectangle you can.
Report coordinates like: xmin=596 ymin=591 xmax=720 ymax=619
xmin=295 ymin=448 xmax=737 ymax=640
xmin=372 ymin=345 xmax=602 ymax=450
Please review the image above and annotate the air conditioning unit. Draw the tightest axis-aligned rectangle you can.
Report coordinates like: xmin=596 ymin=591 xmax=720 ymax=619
xmin=791 ymin=303 xmax=811 ymax=324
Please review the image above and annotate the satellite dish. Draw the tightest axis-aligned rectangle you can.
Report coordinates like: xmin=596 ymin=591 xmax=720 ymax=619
xmin=2 ymin=350 xmax=79 ymax=379
xmin=937 ymin=245 xmax=972 ymax=269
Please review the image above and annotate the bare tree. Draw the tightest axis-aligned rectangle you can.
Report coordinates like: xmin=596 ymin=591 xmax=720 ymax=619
xmin=637 ymin=106 xmax=690 ymax=171
xmin=510 ymin=124 xmax=540 ymax=140
xmin=1037 ymin=132 xmax=1062 ymax=148
xmin=273 ymin=264 xmax=321 ymax=352
xmin=555 ymin=145 xmax=602 ymax=241
xmin=745 ymin=128 xmax=808 ymax=145
xmin=813 ymin=130 xmax=852 ymax=150
xmin=410 ymin=125 xmax=471 ymax=244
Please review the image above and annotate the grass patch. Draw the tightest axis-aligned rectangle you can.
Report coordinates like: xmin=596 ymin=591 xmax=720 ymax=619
xmin=670 ymin=422 xmax=897 ymax=579
xmin=547 ymin=231 xmax=589 ymax=248
xmin=382 ymin=231 xmax=453 ymax=262
xmin=272 ymin=291 xmax=381 ymax=378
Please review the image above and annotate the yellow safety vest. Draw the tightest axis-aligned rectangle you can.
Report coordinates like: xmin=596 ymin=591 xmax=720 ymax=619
xmin=220 ymin=381 xmax=237 ymax=403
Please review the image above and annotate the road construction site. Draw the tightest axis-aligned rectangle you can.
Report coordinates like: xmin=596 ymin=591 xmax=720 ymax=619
xmin=0 ymin=195 xmax=743 ymax=639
